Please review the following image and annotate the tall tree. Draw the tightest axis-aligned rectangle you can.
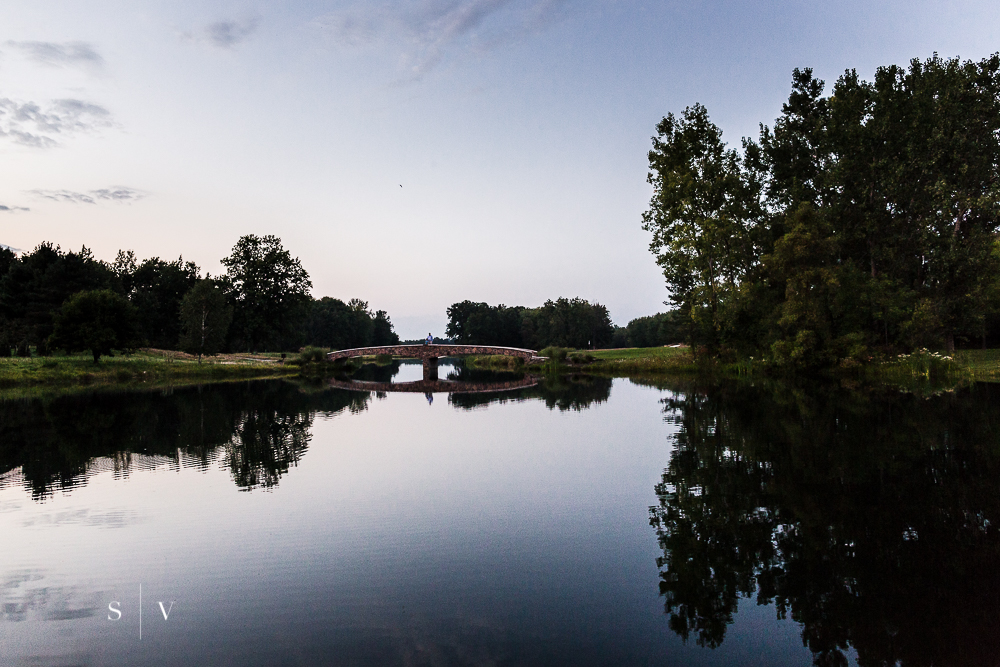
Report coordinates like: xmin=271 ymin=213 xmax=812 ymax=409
xmin=643 ymin=104 xmax=763 ymax=351
xmin=179 ymin=279 xmax=233 ymax=361
xmin=115 ymin=252 xmax=200 ymax=348
xmin=372 ymin=309 xmax=400 ymax=346
xmin=220 ymin=235 xmax=312 ymax=352
xmin=645 ymin=53 xmax=1000 ymax=363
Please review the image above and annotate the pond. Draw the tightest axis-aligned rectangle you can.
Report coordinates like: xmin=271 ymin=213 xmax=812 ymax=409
xmin=1 ymin=371 xmax=998 ymax=666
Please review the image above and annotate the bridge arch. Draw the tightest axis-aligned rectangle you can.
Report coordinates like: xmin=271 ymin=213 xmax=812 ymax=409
xmin=327 ymin=344 xmax=538 ymax=381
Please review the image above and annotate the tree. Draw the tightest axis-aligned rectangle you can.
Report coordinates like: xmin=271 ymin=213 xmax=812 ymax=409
xmin=372 ymin=310 xmax=400 ymax=345
xmin=48 ymin=289 xmax=143 ymax=363
xmin=115 ymin=253 xmax=200 ymax=349
xmin=625 ymin=311 xmax=685 ymax=347
xmin=220 ymin=235 xmax=312 ymax=351
xmin=522 ymin=298 xmax=615 ymax=349
xmin=0 ymin=243 xmax=115 ymax=347
xmin=643 ymin=104 xmax=763 ymax=351
xmin=179 ymin=280 xmax=233 ymax=362
xmin=645 ymin=53 xmax=1000 ymax=365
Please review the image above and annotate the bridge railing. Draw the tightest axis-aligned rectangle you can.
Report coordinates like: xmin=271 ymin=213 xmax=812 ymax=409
xmin=326 ymin=344 xmax=538 ymax=361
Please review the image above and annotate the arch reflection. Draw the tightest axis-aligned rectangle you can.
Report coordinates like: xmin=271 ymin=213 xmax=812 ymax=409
xmin=327 ymin=375 xmax=540 ymax=394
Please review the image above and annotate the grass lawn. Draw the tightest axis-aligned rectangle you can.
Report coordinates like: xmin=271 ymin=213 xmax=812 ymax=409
xmin=583 ymin=346 xmax=696 ymax=373
xmin=954 ymin=349 xmax=1000 ymax=380
xmin=0 ymin=348 xmax=298 ymax=395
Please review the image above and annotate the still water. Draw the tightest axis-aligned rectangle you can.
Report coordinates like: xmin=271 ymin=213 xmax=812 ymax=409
xmin=1 ymin=371 xmax=998 ymax=666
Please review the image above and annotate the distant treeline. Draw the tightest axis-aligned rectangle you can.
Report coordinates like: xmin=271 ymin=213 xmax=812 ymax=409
xmin=0 ymin=234 xmax=399 ymax=357
xmin=446 ymin=298 xmax=615 ymax=349
xmin=444 ymin=298 xmax=686 ymax=350
xmin=619 ymin=311 xmax=685 ymax=348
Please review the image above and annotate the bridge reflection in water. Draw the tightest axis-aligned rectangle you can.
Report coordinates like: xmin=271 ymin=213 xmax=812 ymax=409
xmin=328 ymin=375 xmax=540 ymax=394
xmin=327 ymin=344 xmax=539 ymax=382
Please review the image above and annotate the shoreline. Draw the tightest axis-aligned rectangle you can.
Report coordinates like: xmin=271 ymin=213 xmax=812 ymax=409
xmin=3 ymin=345 xmax=1000 ymax=400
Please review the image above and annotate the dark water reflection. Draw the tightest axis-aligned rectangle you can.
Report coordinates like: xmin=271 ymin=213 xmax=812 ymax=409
xmin=0 ymin=382 xmax=370 ymax=499
xmin=2 ymin=375 xmax=998 ymax=666
xmin=650 ymin=380 xmax=1000 ymax=667
xmin=0 ymin=373 xmax=612 ymax=501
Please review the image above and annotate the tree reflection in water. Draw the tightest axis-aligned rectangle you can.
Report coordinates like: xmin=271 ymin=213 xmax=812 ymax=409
xmin=0 ymin=381 xmax=371 ymax=498
xmin=0 ymin=371 xmax=613 ymax=500
xmin=447 ymin=369 xmax=612 ymax=411
xmin=650 ymin=380 xmax=1000 ymax=666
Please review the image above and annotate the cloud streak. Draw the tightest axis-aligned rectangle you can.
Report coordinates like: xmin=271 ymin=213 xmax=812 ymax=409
xmin=0 ymin=98 xmax=114 ymax=148
xmin=316 ymin=0 xmax=571 ymax=78
xmin=27 ymin=187 xmax=145 ymax=204
xmin=0 ymin=204 xmax=28 ymax=212
xmin=183 ymin=18 xmax=260 ymax=49
xmin=207 ymin=19 xmax=259 ymax=48
xmin=5 ymin=41 xmax=104 ymax=71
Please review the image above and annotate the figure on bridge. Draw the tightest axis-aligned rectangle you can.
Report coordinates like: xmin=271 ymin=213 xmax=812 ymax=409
xmin=425 ymin=333 xmax=433 ymax=345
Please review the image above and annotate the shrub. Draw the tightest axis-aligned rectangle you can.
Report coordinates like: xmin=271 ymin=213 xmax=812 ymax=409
xmin=539 ymin=346 xmax=571 ymax=361
xmin=297 ymin=346 xmax=329 ymax=364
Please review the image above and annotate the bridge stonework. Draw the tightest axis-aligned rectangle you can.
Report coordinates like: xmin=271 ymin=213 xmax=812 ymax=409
xmin=326 ymin=344 xmax=537 ymax=362
xmin=327 ymin=344 xmax=538 ymax=382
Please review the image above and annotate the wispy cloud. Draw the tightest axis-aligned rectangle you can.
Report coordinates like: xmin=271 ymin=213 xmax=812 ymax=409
xmin=0 ymin=204 xmax=28 ymax=212
xmin=27 ymin=187 xmax=145 ymax=204
xmin=315 ymin=0 xmax=571 ymax=78
xmin=182 ymin=18 xmax=260 ymax=49
xmin=207 ymin=19 xmax=259 ymax=48
xmin=0 ymin=98 xmax=114 ymax=148
xmin=5 ymin=41 xmax=104 ymax=71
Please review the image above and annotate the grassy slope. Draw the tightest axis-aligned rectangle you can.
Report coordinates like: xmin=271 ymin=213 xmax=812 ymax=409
xmin=579 ymin=346 xmax=696 ymax=373
xmin=0 ymin=350 xmax=297 ymax=393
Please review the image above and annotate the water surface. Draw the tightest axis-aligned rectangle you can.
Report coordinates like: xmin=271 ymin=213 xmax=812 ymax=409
xmin=1 ymin=373 xmax=997 ymax=666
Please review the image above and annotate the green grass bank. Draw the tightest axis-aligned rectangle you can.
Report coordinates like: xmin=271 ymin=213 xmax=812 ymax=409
xmin=0 ymin=349 xmax=298 ymax=396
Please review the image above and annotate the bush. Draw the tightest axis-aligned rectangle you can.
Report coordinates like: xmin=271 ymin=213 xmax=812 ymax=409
xmin=296 ymin=346 xmax=329 ymax=364
xmin=568 ymin=351 xmax=595 ymax=364
xmin=16 ymin=340 xmax=30 ymax=357
xmin=539 ymin=346 xmax=571 ymax=361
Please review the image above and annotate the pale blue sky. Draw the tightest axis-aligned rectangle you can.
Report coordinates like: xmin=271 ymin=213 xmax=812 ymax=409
xmin=1 ymin=1 xmax=997 ymax=337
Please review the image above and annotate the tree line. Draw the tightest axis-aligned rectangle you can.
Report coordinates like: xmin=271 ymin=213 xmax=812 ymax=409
xmin=643 ymin=54 xmax=1000 ymax=367
xmin=445 ymin=298 xmax=616 ymax=349
xmin=0 ymin=234 xmax=399 ymax=361
xmin=444 ymin=299 xmax=690 ymax=351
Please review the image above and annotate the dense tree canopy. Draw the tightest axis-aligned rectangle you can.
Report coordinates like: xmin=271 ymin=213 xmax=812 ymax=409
xmin=0 ymin=235 xmax=399 ymax=356
xmin=221 ymin=234 xmax=313 ymax=352
xmin=179 ymin=279 xmax=233 ymax=361
xmin=645 ymin=54 xmax=1000 ymax=365
xmin=114 ymin=250 xmax=200 ymax=349
xmin=48 ymin=289 xmax=143 ymax=362
xmin=304 ymin=297 xmax=399 ymax=350
xmin=623 ymin=311 xmax=685 ymax=348
xmin=0 ymin=243 xmax=114 ymax=348
xmin=446 ymin=298 xmax=614 ymax=349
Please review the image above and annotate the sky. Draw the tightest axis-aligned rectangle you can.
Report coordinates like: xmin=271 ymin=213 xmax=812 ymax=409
xmin=0 ymin=1 xmax=997 ymax=338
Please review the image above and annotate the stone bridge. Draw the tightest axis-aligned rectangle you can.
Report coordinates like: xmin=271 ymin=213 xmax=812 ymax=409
xmin=327 ymin=344 xmax=538 ymax=381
